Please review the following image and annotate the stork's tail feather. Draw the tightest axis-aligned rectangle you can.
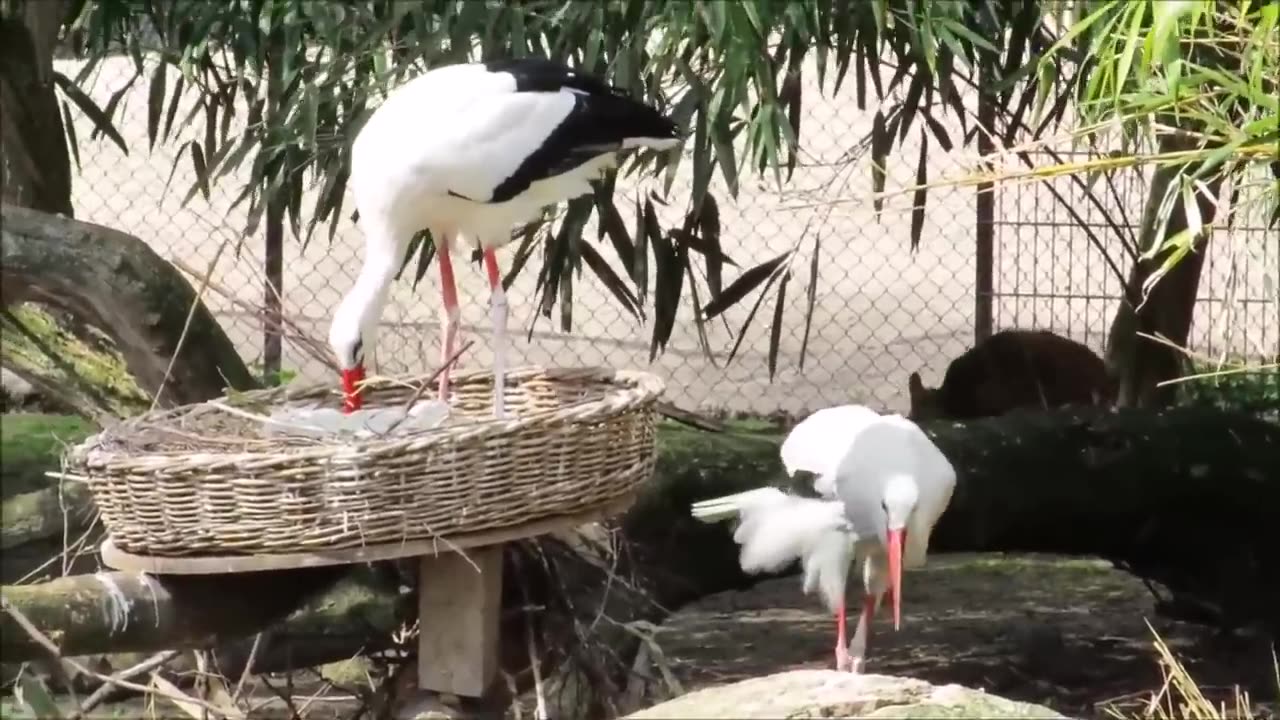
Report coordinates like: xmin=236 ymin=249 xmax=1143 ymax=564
xmin=690 ymin=487 xmax=788 ymax=524
xmin=692 ymin=488 xmax=856 ymax=615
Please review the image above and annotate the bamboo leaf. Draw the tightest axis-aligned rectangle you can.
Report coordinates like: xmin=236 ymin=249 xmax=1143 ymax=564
xmin=938 ymin=16 xmax=999 ymax=54
xmin=60 ymin=100 xmax=81 ymax=171
xmin=580 ymin=241 xmax=642 ymax=319
xmin=189 ymin=141 xmax=211 ymax=201
xmin=90 ymin=76 xmax=137 ymax=142
xmin=1181 ymin=182 xmax=1203 ymax=246
xmin=703 ymin=249 xmax=791 ymax=320
xmin=1115 ymin=1 xmax=1148 ymax=101
xmin=898 ymin=72 xmax=926 ymax=142
xmin=559 ymin=264 xmax=574 ymax=332
xmin=871 ymin=109 xmax=890 ymax=215
xmin=767 ymin=266 xmax=791 ymax=380
xmin=798 ymin=231 xmax=821 ymax=371
xmin=684 ymin=262 xmax=720 ymax=368
xmin=923 ymin=110 xmax=953 ymax=152
xmin=147 ymin=58 xmax=167 ymax=150
xmin=910 ymin=130 xmax=929 ymax=251
xmin=632 ymin=194 xmax=650 ymax=301
xmin=1140 ymin=228 xmax=1193 ymax=297
xmin=595 ymin=182 xmax=635 ymax=273
xmin=161 ymin=74 xmax=185 ymax=143
xmin=53 ymin=72 xmax=128 ymax=155
xmin=701 ymin=193 xmax=725 ymax=297
xmin=409 ymin=231 xmax=437 ymax=288
xmin=649 ymin=227 xmax=686 ymax=361
xmin=725 ymin=251 xmax=791 ymax=364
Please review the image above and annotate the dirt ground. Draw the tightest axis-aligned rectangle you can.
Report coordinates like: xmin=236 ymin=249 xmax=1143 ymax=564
xmin=651 ymin=553 xmax=1278 ymax=720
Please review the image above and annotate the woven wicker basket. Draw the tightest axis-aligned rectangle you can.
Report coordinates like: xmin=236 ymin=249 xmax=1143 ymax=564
xmin=65 ymin=366 xmax=664 ymax=557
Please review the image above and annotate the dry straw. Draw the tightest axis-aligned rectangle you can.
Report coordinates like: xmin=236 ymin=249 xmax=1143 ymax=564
xmin=59 ymin=366 xmax=665 ymax=557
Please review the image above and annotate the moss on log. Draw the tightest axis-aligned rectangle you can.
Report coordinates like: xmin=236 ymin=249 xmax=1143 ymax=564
xmin=0 ymin=203 xmax=257 ymax=414
xmin=2 ymin=304 xmax=149 ymax=421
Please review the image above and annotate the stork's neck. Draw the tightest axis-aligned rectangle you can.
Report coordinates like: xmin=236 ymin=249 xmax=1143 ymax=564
xmin=335 ymin=243 xmax=400 ymax=351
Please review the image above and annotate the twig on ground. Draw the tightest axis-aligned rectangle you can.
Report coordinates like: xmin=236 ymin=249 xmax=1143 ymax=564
xmin=615 ymin=619 xmax=684 ymax=698
xmin=519 ymin=576 xmax=549 ymax=720
xmin=231 ymin=632 xmax=264 ymax=704
xmin=71 ymin=649 xmax=181 ymax=719
xmin=501 ymin=668 xmax=524 ymax=720
xmin=258 ymin=673 xmax=302 ymax=719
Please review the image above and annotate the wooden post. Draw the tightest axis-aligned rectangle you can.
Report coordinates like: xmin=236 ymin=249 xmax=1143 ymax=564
xmin=416 ymin=545 xmax=503 ymax=698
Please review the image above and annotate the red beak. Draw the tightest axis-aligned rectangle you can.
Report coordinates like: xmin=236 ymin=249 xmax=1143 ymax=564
xmin=341 ymin=366 xmax=366 ymax=414
xmin=886 ymin=528 xmax=906 ymax=631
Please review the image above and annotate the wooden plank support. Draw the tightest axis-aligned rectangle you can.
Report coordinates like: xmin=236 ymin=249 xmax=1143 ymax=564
xmin=416 ymin=545 xmax=504 ymax=698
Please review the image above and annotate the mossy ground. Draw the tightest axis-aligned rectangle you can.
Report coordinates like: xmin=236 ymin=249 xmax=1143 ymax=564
xmin=654 ymin=553 xmax=1278 ymax=719
xmin=0 ymin=413 xmax=95 ymax=497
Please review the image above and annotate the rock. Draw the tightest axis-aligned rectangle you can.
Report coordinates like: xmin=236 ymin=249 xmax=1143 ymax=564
xmin=1 ymin=366 xmax=36 ymax=403
xmin=624 ymin=670 xmax=1071 ymax=719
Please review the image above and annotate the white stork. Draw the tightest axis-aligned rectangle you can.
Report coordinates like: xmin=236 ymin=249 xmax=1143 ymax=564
xmin=327 ymin=58 xmax=681 ymax=417
xmin=690 ymin=405 xmax=956 ymax=672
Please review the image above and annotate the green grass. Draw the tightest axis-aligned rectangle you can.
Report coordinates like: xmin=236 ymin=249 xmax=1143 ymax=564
xmin=1 ymin=413 xmax=96 ymax=497
xmin=1179 ymin=362 xmax=1279 ymax=418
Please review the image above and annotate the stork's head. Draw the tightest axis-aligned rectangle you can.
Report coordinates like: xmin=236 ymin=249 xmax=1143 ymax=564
xmin=880 ymin=473 xmax=920 ymax=632
xmin=328 ymin=294 xmax=378 ymax=414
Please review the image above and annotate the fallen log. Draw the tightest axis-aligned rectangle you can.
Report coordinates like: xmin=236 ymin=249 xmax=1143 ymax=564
xmin=2 ymin=406 xmax=1276 ymax=672
xmin=0 ymin=203 xmax=257 ymax=419
xmin=1 ymin=480 xmax=94 ymax=550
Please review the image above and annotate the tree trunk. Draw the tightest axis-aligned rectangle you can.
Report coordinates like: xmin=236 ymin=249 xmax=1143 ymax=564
xmin=0 ymin=0 xmax=73 ymax=215
xmin=4 ymin=407 xmax=1276 ymax=670
xmin=261 ymin=29 xmax=286 ymax=384
xmin=1105 ymin=135 xmax=1221 ymax=407
xmin=1 ymin=204 xmax=258 ymax=413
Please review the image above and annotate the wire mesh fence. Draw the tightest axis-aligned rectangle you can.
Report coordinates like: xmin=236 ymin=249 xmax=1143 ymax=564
xmin=53 ymin=52 xmax=1279 ymax=419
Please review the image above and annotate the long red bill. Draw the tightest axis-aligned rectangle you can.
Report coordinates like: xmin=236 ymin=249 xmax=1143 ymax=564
xmin=887 ymin=527 xmax=905 ymax=631
xmin=341 ymin=366 xmax=366 ymax=414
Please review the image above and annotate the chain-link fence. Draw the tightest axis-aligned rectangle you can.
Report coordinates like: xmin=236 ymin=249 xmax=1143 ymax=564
xmin=54 ymin=52 xmax=1279 ymax=419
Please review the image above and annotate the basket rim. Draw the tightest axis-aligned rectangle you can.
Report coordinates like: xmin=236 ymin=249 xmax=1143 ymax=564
xmin=70 ymin=365 xmax=665 ymax=471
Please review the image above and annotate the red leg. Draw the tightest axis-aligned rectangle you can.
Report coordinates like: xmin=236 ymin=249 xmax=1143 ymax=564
xmin=436 ymin=236 xmax=460 ymax=403
xmin=847 ymin=594 xmax=876 ymax=673
xmin=834 ymin=601 xmax=854 ymax=671
xmin=482 ymin=247 xmax=507 ymax=419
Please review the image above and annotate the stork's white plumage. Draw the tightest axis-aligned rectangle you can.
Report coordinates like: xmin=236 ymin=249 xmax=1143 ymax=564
xmin=328 ymin=58 xmax=681 ymax=416
xmin=690 ymin=404 xmax=956 ymax=672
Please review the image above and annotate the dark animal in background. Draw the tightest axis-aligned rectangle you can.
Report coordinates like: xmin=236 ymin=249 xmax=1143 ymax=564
xmin=907 ymin=329 xmax=1115 ymax=421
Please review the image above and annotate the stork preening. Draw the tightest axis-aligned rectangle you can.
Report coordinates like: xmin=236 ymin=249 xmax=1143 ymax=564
xmin=328 ymin=58 xmax=681 ymax=417
xmin=690 ymin=405 xmax=956 ymax=672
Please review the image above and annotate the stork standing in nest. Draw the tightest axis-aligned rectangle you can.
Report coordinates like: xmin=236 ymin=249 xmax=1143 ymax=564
xmin=328 ymin=58 xmax=681 ymax=417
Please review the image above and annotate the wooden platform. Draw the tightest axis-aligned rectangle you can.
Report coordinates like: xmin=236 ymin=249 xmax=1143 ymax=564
xmin=99 ymin=494 xmax=635 ymax=699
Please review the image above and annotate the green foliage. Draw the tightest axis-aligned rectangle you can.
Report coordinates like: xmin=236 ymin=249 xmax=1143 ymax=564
xmin=247 ymin=360 xmax=297 ymax=387
xmin=1179 ymin=362 xmax=1280 ymax=419
xmin=0 ymin=413 xmax=96 ymax=497
xmin=49 ymin=0 xmax=1274 ymax=379
xmin=57 ymin=0 xmax=1068 ymax=378
xmin=1037 ymin=0 xmax=1279 ymax=296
